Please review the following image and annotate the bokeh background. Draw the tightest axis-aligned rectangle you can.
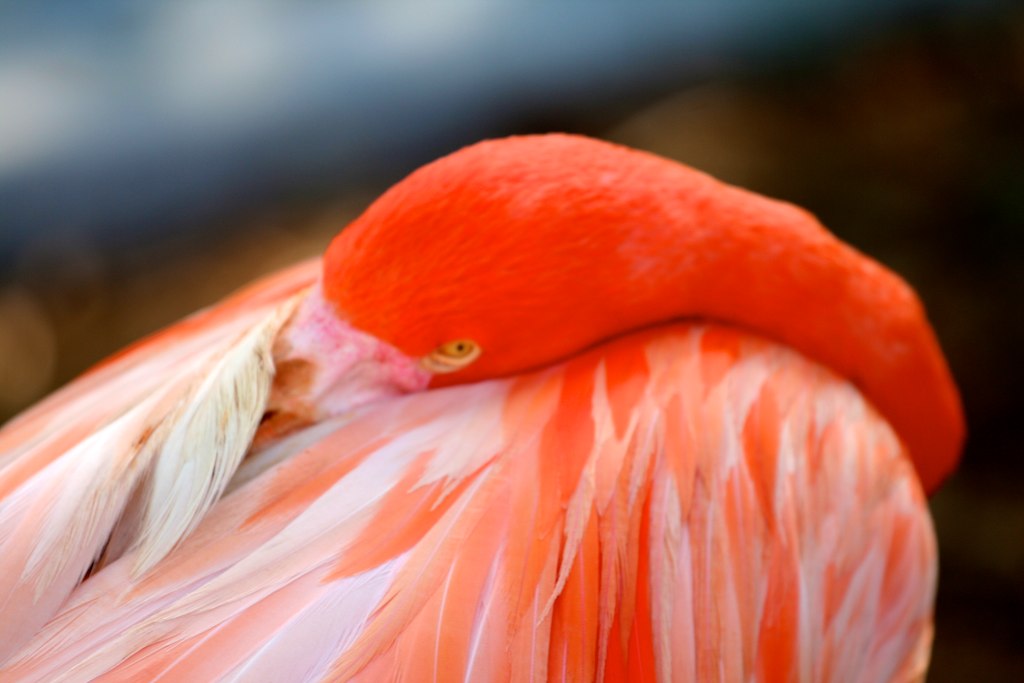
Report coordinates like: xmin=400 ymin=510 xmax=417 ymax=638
xmin=1 ymin=1 xmax=1021 ymax=678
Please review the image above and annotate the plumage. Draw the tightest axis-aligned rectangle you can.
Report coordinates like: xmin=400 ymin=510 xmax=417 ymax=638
xmin=0 ymin=134 xmax=960 ymax=681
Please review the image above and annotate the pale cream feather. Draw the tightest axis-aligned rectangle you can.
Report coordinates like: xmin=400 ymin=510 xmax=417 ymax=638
xmin=0 ymin=278 xmax=308 ymax=663
xmin=125 ymin=297 xmax=299 ymax=576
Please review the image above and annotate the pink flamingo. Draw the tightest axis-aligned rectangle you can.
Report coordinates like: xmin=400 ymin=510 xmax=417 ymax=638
xmin=0 ymin=134 xmax=963 ymax=681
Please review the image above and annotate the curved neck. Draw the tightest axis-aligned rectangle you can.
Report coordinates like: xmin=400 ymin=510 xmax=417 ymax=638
xmin=324 ymin=135 xmax=963 ymax=492
xmin=593 ymin=169 xmax=963 ymax=493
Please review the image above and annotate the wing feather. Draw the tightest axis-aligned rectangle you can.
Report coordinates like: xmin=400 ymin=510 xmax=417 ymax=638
xmin=1 ymin=323 xmax=937 ymax=682
xmin=0 ymin=263 xmax=316 ymax=663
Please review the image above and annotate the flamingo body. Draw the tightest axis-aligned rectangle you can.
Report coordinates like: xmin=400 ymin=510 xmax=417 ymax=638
xmin=0 ymin=135 xmax=959 ymax=681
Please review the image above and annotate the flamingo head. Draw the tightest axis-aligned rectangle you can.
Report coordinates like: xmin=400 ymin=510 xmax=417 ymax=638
xmin=279 ymin=134 xmax=963 ymax=491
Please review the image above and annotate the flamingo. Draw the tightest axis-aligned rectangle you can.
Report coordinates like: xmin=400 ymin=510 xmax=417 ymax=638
xmin=0 ymin=134 xmax=963 ymax=682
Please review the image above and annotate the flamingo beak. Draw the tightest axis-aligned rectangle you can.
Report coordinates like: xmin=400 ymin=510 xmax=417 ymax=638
xmin=264 ymin=284 xmax=431 ymax=430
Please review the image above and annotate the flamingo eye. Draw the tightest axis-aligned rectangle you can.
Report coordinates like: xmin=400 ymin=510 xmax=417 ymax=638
xmin=421 ymin=339 xmax=481 ymax=373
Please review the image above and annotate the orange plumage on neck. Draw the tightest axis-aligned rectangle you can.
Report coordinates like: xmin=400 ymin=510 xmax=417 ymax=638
xmin=323 ymin=133 xmax=963 ymax=492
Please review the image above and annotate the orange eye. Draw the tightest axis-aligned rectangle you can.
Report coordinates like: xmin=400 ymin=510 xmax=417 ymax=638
xmin=421 ymin=339 xmax=481 ymax=373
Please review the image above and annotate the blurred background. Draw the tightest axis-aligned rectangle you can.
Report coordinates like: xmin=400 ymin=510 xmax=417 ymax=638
xmin=0 ymin=1 xmax=1021 ymax=678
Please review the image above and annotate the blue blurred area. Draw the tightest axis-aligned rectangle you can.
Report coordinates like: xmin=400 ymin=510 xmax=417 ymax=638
xmin=0 ymin=0 xmax=1010 ymax=265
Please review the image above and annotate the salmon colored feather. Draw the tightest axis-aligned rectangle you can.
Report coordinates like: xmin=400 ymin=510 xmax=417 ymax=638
xmin=0 ymin=134 xmax=960 ymax=681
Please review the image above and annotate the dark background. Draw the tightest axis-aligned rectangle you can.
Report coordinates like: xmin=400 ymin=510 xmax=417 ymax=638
xmin=0 ymin=2 xmax=1020 ymax=678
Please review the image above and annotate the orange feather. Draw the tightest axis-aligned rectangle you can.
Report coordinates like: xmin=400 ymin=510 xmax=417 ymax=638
xmin=325 ymin=134 xmax=963 ymax=491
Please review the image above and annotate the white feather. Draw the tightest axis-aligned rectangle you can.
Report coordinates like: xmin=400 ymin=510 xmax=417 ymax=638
xmin=128 ymin=299 xmax=297 ymax=575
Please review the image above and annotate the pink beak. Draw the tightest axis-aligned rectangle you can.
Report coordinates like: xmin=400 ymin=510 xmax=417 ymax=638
xmin=266 ymin=283 xmax=431 ymax=426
